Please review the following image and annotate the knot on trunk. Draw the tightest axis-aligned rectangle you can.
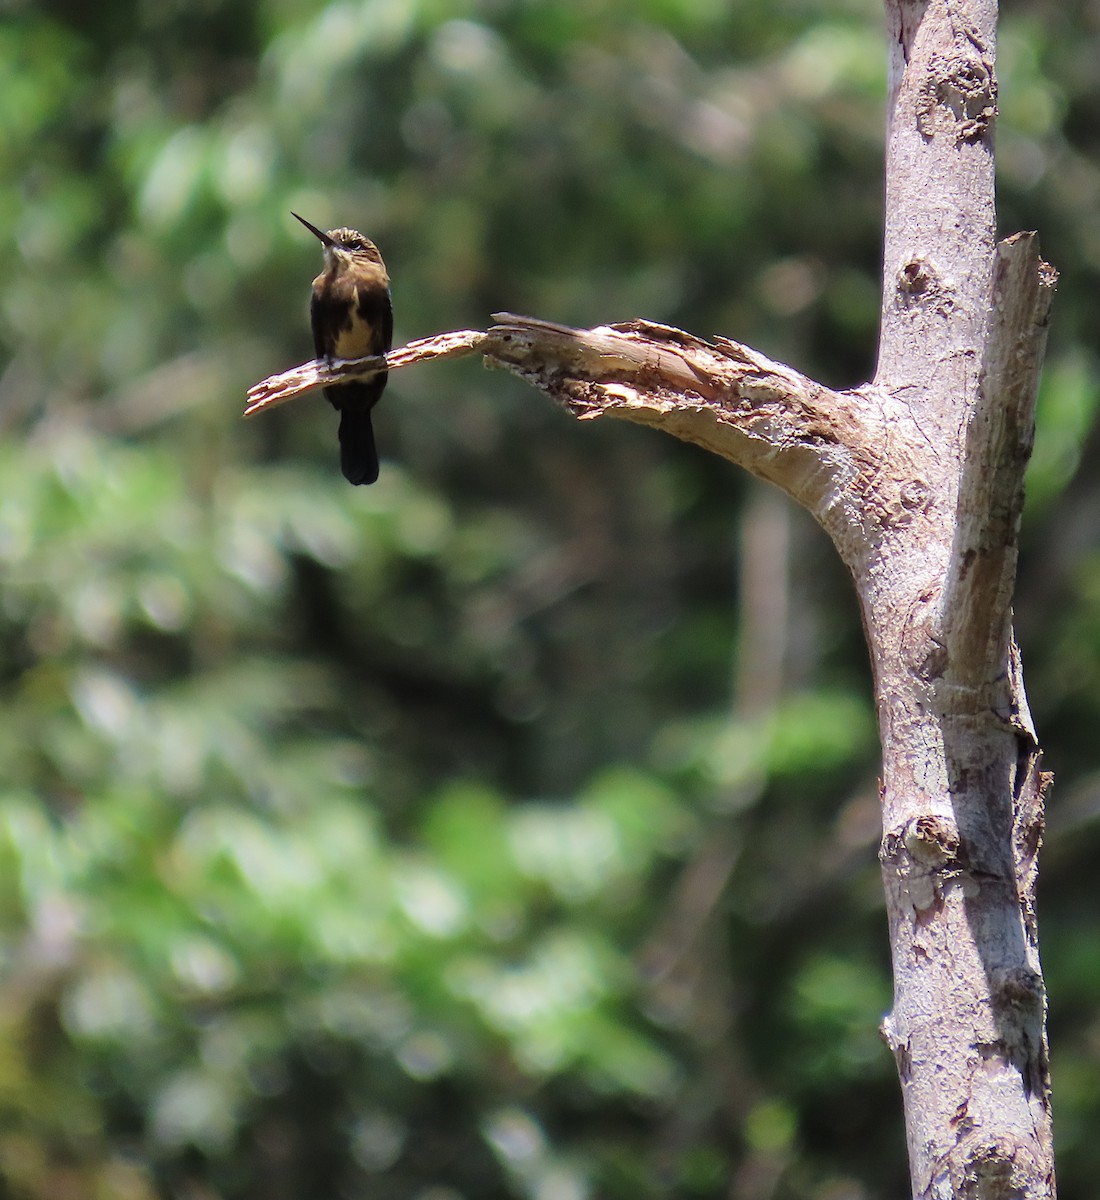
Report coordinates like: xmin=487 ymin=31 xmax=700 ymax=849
xmin=917 ymin=50 xmax=997 ymax=142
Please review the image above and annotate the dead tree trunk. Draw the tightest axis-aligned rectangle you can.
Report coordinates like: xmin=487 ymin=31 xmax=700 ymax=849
xmin=868 ymin=4 xmax=1056 ymax=1197
xmin=248 ymin=1 xmax=1057 ymax=1194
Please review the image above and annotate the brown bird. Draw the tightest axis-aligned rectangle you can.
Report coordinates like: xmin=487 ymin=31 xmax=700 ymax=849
xmin=293 ymin=212 xmax=393 ymax=485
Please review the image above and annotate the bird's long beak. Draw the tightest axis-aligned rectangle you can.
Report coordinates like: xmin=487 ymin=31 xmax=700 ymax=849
xmin=292 ymin=212 xmax=336 ymax=248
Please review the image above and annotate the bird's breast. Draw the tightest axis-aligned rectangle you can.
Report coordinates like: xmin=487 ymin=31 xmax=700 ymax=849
xmin=312 ymin=261 xmax=391 ymax=363
xmin=334 ymin=299 xmax=379 ymax=359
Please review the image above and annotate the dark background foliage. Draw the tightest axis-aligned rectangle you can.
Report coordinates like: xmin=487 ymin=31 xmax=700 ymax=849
xmin=0 ymin=1 xmax=1097 ymax=1197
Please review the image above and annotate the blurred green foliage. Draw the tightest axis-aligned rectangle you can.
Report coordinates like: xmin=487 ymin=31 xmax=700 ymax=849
xmin=0 ymin=0 xmax=1098 ymax=1197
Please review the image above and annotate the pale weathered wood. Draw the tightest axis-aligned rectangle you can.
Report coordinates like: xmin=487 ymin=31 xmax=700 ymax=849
xmin=243 ymin=328 xmax=489 ymax=416
xmin=246 ymin=3 xmax=1056 ymax=1194
xmin=867 ymin=3 xmax=1056 ymax=1195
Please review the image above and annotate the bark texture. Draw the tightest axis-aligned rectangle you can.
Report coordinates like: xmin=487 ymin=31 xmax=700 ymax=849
xmin=246 ymin=2 xmax=1057 ymax=1195
xmin=871 ymin=5 xmax=1056 ymax=1197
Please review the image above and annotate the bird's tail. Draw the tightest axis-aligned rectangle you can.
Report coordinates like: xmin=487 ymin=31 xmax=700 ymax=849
xmin=338 ymin=407 xmax=380 ymax=486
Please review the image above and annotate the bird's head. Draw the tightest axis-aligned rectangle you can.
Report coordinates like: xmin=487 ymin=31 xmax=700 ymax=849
xmin=292 ymin=212 xmax=383 ymax=267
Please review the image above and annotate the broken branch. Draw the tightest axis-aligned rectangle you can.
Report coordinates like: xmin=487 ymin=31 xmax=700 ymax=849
xmin=245 ymin=314 xmax=921 ymax=561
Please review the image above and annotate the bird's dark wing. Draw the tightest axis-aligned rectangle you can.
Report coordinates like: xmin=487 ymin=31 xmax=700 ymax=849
xmin=353 ymin=287 xmax=393 ymax=355
xmin=382 ymin=289 xmax=393 ymax=352
xmin=310 ymin=288 xmax=340 ymax=360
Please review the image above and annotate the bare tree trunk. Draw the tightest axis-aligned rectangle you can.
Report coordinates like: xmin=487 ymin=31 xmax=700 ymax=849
xmin=871 ymin=4 xmax=1056 ymax=1197
xmin=247 ymin=2 xmax=1058 ymax=1195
